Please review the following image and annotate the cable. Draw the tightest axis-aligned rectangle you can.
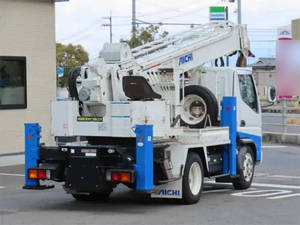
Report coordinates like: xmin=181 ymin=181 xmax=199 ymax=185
xmin=58 ymin=21 xmax=102 ymax=42
xmin=137 ymin=0 xmax=182 ymax=13
xmin=138 ymin=2 xmax=212 ymax=24
xmin=71 ymin=27 xmax=106 ymax=43
xmin=136 ymin=19 xmax=202 ymax=26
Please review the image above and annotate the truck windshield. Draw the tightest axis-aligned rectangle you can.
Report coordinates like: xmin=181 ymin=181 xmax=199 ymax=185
xmin=238 ymin=74 xmax=258 ymax=112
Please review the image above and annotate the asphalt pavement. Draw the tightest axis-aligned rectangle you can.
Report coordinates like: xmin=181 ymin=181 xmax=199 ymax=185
xmin=0 ymin=144 xmax=300 ymax=225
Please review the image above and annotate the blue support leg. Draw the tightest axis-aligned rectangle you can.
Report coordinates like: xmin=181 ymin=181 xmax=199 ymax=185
xmin=24 ymin=123 xmax=41 ymax=188
xmin=221 ymin=97 xmax=237 ymax=176
xmin=222 ymin=145 xmax=229 ymax=174
xmin=134 ymin=125 xmax=153 ymax=191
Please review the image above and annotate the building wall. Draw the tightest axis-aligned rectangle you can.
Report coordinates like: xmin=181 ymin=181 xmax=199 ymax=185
xmin=0 ymin=0 xmax=56 ymax=154
xmin=292 ymin=19 xmax=300 ymax=40
xmin=253 ymin=68 xmax=276 ymax=100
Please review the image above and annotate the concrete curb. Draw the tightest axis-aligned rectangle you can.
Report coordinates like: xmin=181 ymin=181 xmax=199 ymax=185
xmin=263 ymin=132 xmax=300 ymax=145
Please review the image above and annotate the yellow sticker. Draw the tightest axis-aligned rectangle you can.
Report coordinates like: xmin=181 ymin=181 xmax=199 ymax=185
xmin=77 ymin=117 xmax=103 ymax=122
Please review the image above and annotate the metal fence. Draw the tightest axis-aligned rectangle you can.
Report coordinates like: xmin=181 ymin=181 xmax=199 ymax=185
xmin=262 ymin=98 xmax=300 ymax=134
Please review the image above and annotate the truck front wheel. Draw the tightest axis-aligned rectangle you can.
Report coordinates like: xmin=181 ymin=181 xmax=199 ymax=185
xmin=182 ymin=152 xmax=204 ymax=204
xmin=72 ymin=192 xmax=111 ymax=201
xmin=233 ymin=145 xmax=255 ymax=190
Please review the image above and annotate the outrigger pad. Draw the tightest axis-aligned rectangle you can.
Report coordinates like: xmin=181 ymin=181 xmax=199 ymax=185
xmin=122 ymin=76 xmax=162 ymax=100
xmin=23 ymin=185 xmax=55 ymax=190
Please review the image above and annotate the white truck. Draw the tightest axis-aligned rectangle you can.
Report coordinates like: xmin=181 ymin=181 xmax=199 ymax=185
xmin=23 ymin=22 xmax=261 ymax=204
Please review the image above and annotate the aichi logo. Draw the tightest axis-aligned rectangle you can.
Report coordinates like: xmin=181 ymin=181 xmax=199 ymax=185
xmin=157 ymin=189 xmax=180 ymax=196
xmin=179 ymin=53 xmax=193 ymax=66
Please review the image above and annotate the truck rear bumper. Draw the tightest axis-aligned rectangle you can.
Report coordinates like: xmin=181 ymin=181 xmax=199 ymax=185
xmin=38 ymin=145 xmax=136 ymax=193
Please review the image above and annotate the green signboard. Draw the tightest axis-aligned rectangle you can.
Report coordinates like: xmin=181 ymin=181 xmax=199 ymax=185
xmin=210 ymin=6 xmax=226 ymax=13
xmin=209 ymin=6 xmax=227 ymax=21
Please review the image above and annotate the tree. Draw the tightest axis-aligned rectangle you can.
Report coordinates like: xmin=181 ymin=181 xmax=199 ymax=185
xmin=122 ymin=25 xmax=169 ymax=48
xmin=56 ymin=43 xmax=89 ymax=87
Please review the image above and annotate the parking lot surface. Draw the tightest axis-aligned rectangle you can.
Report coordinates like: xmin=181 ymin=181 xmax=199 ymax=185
xmin=0 ymin=144 xmax=299 ymax=225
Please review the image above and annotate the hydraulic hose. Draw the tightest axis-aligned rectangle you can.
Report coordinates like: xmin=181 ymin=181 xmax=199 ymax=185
xmin=68 ymin=66 xmax=81 ymax=100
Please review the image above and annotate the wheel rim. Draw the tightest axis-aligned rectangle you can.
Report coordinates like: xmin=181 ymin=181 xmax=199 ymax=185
xmin=188 ymin=162 xmax=202 ymax=195
xmin=243 ymin=153 xmax=254 ymax=182
xmin=181 ymin=94 xmax=207 ymax=125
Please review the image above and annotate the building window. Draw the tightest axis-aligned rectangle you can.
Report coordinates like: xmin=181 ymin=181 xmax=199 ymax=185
xmin=0 ymin=56 xmax=27 ymax=109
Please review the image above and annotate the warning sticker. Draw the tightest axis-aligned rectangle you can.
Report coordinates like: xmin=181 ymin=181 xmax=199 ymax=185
xmin=77 ymin=117 xmax=103 ymax=122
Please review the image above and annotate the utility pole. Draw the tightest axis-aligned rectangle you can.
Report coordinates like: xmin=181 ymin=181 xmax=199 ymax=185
xmin=237 ymin=0 xmax=241 ymax=24
xmin=132 ymin=0 xmax=136 ymax=36
xmin=225 ymin=6 xmax=229 ymax=66
xmin=102 ymin=11 xmax=112 ymax=43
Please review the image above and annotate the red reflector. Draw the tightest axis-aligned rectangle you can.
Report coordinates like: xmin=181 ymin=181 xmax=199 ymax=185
xmin=226 ymin=106 xmax=230 ymax=111
xmin=38 ymin=169 xmax=47 ymax=179
xmin=111 ymin=172 xmax=121 ymax=182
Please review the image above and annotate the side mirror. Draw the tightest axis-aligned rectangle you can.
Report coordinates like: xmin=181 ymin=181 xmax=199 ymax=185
xmin=267 ymin=86 xmax=277 ymax=103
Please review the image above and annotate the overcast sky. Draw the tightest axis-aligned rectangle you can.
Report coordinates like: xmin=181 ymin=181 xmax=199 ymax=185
xmin=55 ymin=0 xmax=300 ymax=59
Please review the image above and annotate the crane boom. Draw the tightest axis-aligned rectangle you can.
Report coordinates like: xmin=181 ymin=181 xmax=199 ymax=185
xmin=122 ymin=22 xmax=250 ymax=71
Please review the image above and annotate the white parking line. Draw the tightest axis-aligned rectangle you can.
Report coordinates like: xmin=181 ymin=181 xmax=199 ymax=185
xmin=204 ymin=187 xmax=256 ymax=194
xmin=203 ymin=189 xmax=231 ymax=194
xmin=254 ymin=172 xmax=270 ymax=177
xmin=269 ymin=175 xmax=300 ymax=180
xmin=251 ymin=182 xmax=300 ymax=190
xmin=0 ymin=173 xmax=24 ymax=177
xmin=232 ymin=189 xmax=292 ymax=198
xmin=206 ymin=180 xmax=300 ymax=190
xmin=262 ymin=145 xmax=287 ymax=148
xmin=268 ymin=193 xmax=300 ymax=200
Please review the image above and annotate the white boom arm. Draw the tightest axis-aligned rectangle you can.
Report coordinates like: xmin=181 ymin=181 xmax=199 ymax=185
xmin=120 ymin=21 xmax=250 ymax=71
xmin=77 ymin=21 xmax=251 ymax=128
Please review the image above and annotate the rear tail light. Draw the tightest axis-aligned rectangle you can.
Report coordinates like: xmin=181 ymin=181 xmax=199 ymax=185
xmin=107 ymin=171 xmax=134 ymax=183
xmin=38 ymin=169 xmax=47 ymax=179
xmin=111 ymin=172 xmax=121 ymax=182
xmin=28 ymin=169 xmax=48 ymax=180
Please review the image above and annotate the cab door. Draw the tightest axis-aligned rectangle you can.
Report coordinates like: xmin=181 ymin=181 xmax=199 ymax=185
xmin=235 ymin=72 xmax=261 ymax=137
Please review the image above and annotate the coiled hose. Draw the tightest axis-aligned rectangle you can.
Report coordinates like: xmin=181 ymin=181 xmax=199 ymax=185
xmin=68 ymin=66 xmax=81 ymax=100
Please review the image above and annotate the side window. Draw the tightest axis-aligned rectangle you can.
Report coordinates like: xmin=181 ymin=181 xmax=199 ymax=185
xmin=0 ymin=56 xmax=27 ymax=109
xmin=238 ymin=74 xmax=258 ymax=112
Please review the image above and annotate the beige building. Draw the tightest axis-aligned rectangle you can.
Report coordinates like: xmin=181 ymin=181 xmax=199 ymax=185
xmin=0 ymin=0 xmax=65 ymax=154
xmin=250 ymin=58 xmax=276 ymax=103
xmin=292 ymin=18 xmax=300 ymax=40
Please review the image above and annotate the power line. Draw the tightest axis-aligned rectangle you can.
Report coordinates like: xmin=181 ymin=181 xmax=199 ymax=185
xmin=136 ymin=19 xmax=202 ymax=27
xmin=139 ymin=4 xmax=211 ymax=24
xmin=72 ymin=27 xmax=106 ymax=43
xmin=58 ymin=21 xmax=102 ymax=42
xmin=137 ymin=0 xmax=182 ymax=13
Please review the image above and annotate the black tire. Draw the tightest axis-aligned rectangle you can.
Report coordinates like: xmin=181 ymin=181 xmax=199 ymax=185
xmin=182 ymin=152 xmax=204 ymax=204
xmin=72 ymin=192 xmax=111 ymax=201
xmin=180 ymin=85 xmax=218 ymax=128
xmin=233 ymin=145 xmax=255 ymax=190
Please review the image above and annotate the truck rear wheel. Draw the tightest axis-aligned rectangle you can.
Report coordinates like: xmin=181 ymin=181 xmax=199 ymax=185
xmin=182 ymin=152 xmax=204 ymax=204
xmin=180 ymin=85 xmax=218 ymax=128
xmin=72 ymin=192 xmax=111 ymax=201
xmin=233 ymin=145 xmax=255 ymax=190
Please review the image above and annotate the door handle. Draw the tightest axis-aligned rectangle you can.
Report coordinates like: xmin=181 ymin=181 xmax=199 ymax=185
xmin=240 ymin=120 xmax=246 ymax=127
